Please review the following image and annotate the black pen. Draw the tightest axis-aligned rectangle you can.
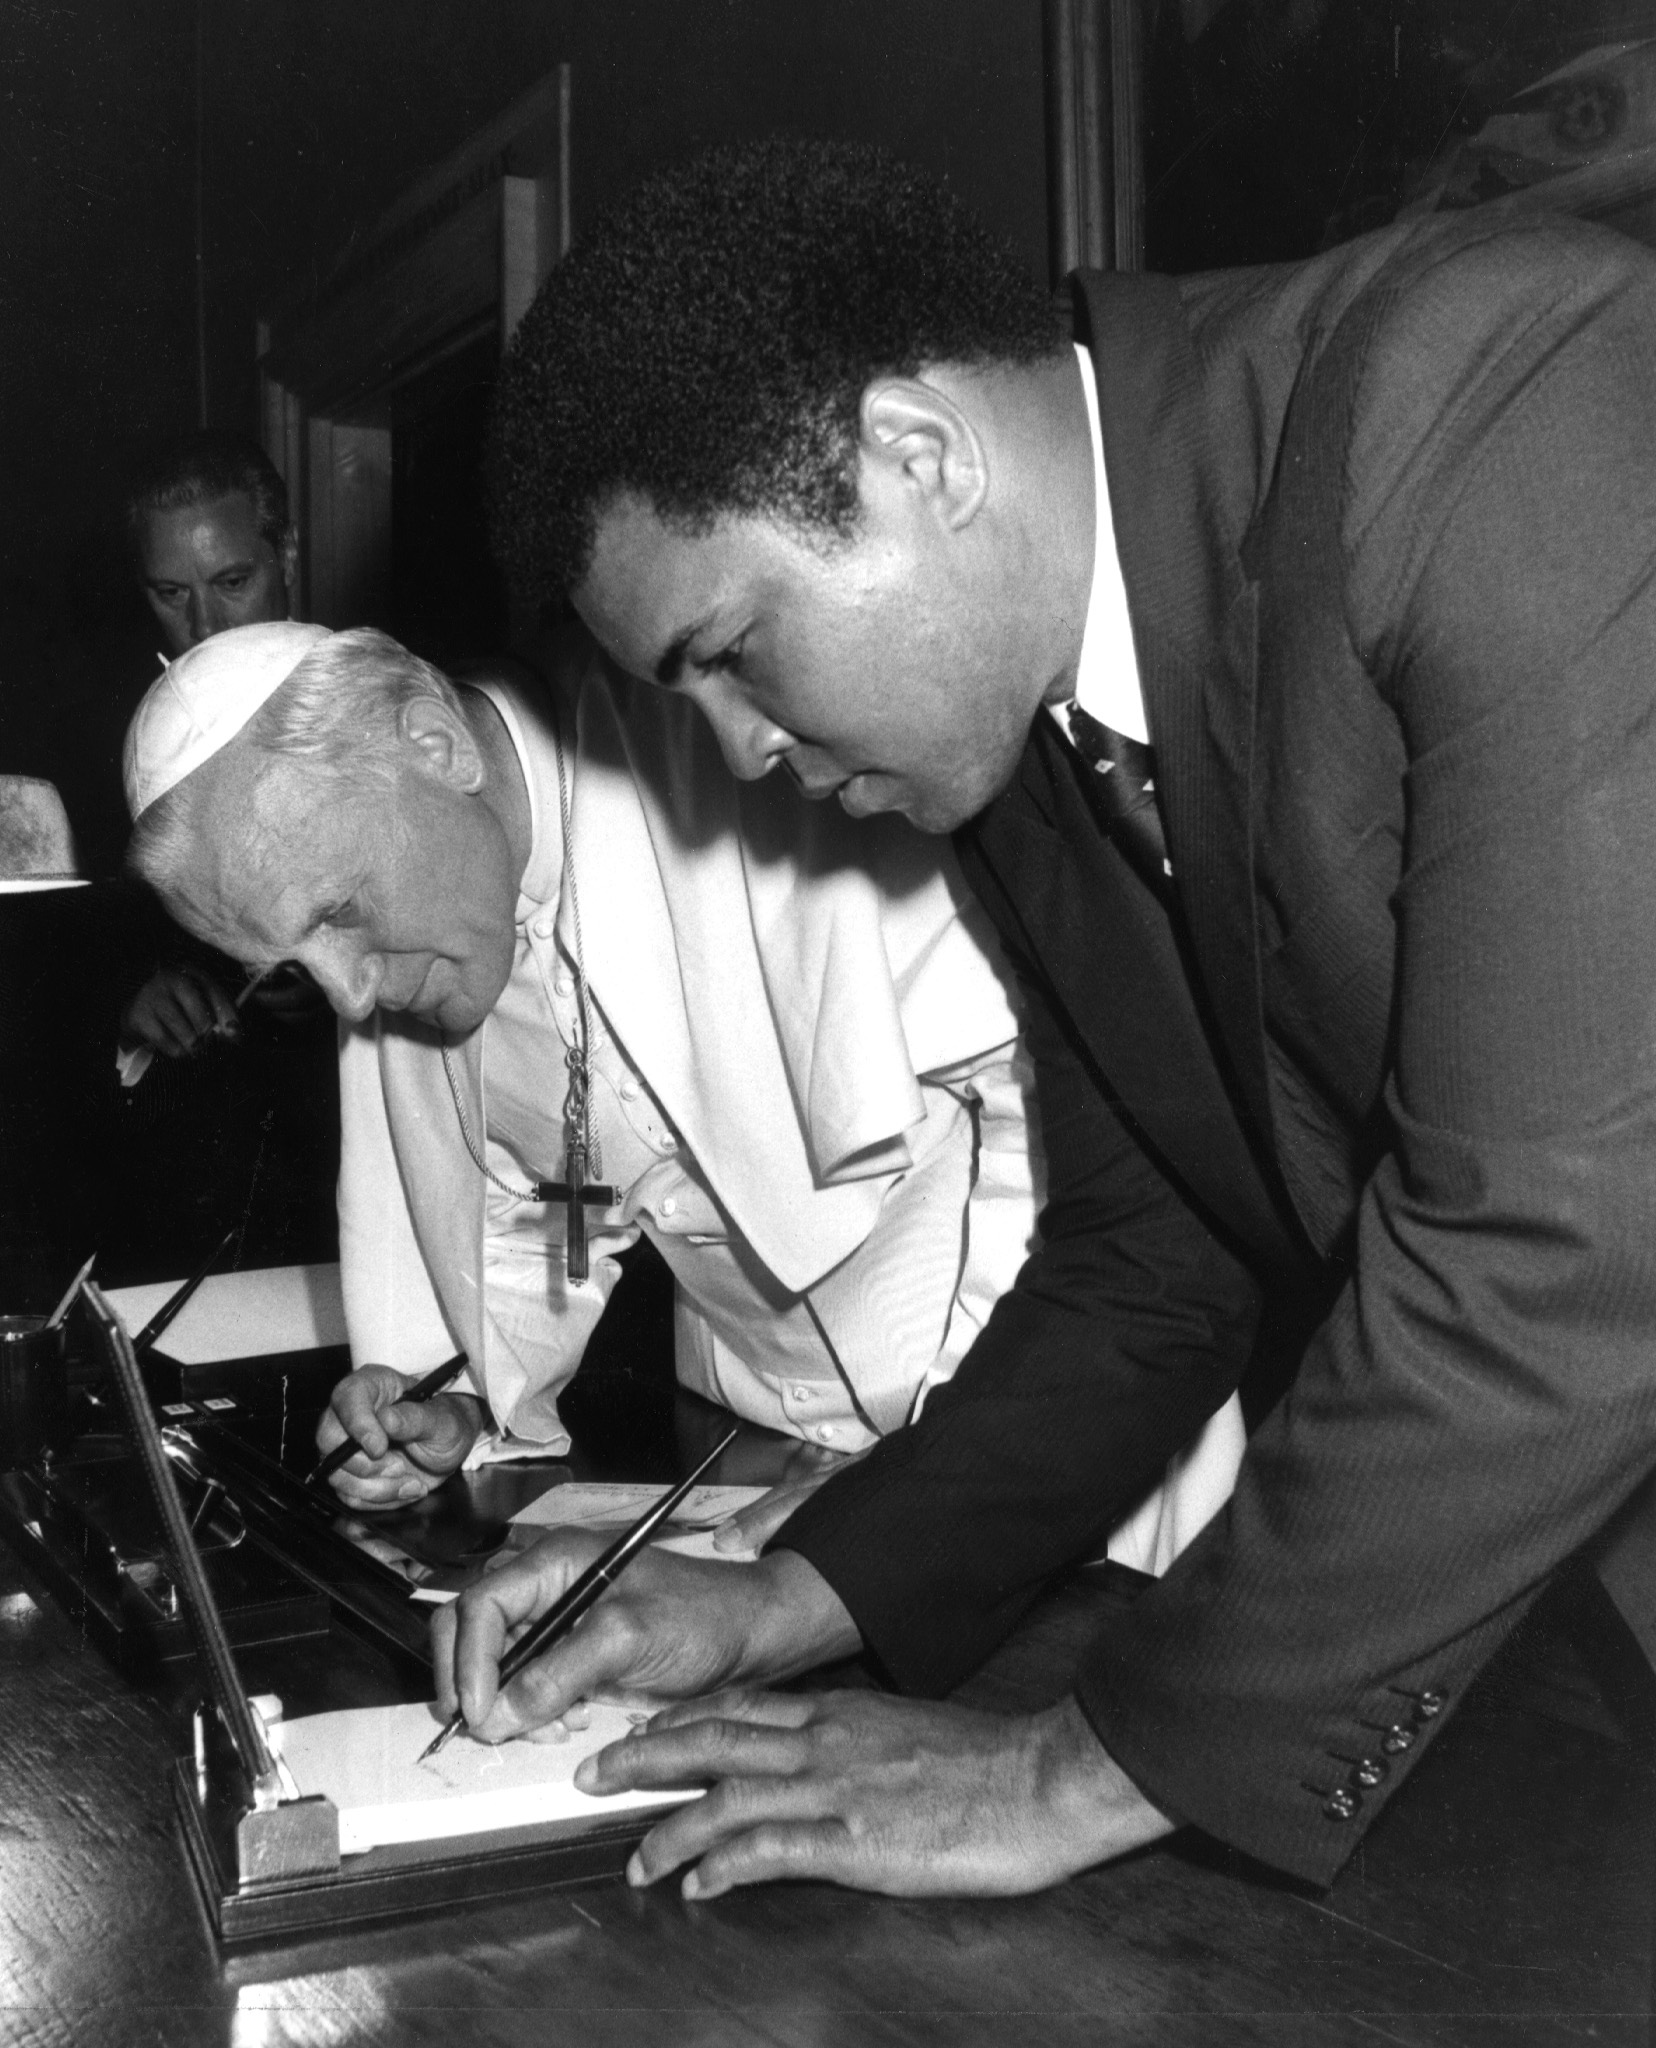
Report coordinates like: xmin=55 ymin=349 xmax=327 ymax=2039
xmin=132 ymin=1226 xmax=237 ymax=1356
xmin=308 ymin=1350 xmax=471 ymax=1490
xmin=417 ymin=1421 xmax=741 ymax=1763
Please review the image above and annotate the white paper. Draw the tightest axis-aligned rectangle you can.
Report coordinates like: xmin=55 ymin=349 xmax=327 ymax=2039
xmin=276 ymin=1699 xmax=697 ymax=1855
xmin=102 ymin=1263 xmax=347 ymax=1363
xmin=509 ymin=1480 xmax=769 ymax=1559
xmin=510 ymin=1480 xmax=766 ymax=1530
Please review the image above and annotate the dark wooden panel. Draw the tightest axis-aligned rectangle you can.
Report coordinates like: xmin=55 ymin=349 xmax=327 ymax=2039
xmin=267 ymin=188 xmax=500 ymax=419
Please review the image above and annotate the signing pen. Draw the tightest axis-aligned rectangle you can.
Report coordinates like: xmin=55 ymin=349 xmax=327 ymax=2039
xmin=416 ymin=1422 xmax=741 ymax=1763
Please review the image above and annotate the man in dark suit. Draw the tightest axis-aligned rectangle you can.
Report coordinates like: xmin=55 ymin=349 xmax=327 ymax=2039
xmin=438 ymin=137 xmax=1656 ymax=1898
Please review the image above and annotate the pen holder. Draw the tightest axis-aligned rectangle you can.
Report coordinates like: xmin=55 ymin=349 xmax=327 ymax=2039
xmin=0 ymin=1314 xmax=69 ymax=1470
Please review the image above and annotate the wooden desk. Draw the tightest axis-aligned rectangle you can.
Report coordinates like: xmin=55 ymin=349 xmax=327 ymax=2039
xmin=2 ymin=1467 xmax=1651 ymax=2046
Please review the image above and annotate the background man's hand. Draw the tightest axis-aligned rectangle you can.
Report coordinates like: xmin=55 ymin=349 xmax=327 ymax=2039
xmin=431 ymin=1538 xmax=859 ymax=1742
xmin=578 ymin=1689 xmax=1175 ymax=1900
xmin=316 ymin=1364 xmax=483 ymax=1509
xmin=119 ymin=965 xmax=239 ymax=1058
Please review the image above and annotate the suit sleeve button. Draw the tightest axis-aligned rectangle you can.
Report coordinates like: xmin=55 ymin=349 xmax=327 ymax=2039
xmin=1354 ymin=1757 xmax=1388 ymax=1788
xmin=1416 ymin=1689 xmax=1446 ymax=1719
xmin=1323 ymin=1788 xmax=1362 ymax=1821
xmin=1381 ymin=1724 xmax=1415 ymax=1755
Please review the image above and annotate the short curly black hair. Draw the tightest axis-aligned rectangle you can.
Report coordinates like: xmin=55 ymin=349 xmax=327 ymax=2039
xmin=488 ymin=136 xmax=1063 ymax=602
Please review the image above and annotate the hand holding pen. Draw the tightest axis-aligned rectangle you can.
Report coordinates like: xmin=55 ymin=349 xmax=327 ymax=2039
xmin=423 ymin=1425 xmax=742 ymax=1761
xmin=117 ymin=964 xmax=276 ymax=1088
xmin=310 ymin=1353 xmax=476 ymax=1506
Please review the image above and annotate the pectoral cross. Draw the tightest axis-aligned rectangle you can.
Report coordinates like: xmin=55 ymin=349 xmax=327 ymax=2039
xmin=533 ymin=1138 xmax=616 ymax=1284
xmin=531 ymin=1051 xmax=614 ymax=1284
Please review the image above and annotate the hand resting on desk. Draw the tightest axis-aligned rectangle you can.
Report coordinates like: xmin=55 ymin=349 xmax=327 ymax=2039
xmin=317 ymin=1364 xmax=484 ymax=1509
xmin=431 ymin=1534 xmax=860 ymax=1742
xmin=579 ymin=1689 xmax=1177 ymax=1901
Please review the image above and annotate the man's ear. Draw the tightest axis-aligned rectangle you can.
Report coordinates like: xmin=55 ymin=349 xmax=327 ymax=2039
xmin=400 ymin=695 xmax=484 ymax=791
xmin=858 ymin=378 xmax=990 ymax=531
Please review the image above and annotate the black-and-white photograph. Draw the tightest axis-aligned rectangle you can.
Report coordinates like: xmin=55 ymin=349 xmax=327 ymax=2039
xmin=3 ymin=4 xmax=1655 ymax=2041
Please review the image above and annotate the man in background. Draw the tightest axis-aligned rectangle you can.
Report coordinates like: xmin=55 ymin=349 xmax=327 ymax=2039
xmin=114 ymin=430 xmax=335 ymax=1273
xmin=121 ymin=431 xmax=309 ymax=1059
xmin=132 ymin=430 xmax=297 ymax=658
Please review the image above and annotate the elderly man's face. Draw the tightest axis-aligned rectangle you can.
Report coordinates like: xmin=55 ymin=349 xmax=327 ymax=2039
xmin=139 ymin=492 xmax=296 ymax=656
xmin=166 ymin=734 xmax=520 ymax=1036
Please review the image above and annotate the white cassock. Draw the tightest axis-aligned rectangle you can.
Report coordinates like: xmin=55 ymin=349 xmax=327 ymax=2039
xmin=336 ymin=648 xmax=1244 ymax=1575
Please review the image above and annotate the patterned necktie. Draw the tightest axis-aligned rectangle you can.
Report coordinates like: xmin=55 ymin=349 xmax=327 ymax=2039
xmin=1065 ymin=700 xmax=1175 ymax=901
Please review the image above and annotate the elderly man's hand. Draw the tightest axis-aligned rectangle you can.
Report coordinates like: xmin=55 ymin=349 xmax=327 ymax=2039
xmin=120 ymin=965 xmax=239 ymax=1058
xmin=579 ymin=1689 xmax=1175 ymax=1900
xmin=316 ymin=1364 xmax=483 ymax=1509
xmin=431 ymin=1538 xmax=859 ymax=1742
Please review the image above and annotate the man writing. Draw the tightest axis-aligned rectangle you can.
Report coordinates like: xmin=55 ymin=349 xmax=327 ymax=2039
xmin=435 ymin=137 xmax=1656 ymax=1900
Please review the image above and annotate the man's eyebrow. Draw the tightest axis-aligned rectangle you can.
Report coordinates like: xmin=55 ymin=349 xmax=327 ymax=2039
xmin=144 ymin=558 xmax=257 ymax=588
xmin=653 ymin=607 xmax=725 ymax=688
xmin=655 ymin=628 xmax=696 ymax=688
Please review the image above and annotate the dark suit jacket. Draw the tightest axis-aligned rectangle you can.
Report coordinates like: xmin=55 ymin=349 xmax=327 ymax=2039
xmin=779 ymin=207 xmax=1656 ymax=1883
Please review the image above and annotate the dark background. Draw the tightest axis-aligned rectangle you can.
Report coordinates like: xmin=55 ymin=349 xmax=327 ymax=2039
xmin=7 ymin=0 xmax=1656 ymax=635
xmin=2 ymin=0 xmax=1053 ymax=869
xmin=1 ymin=0 xmax=1048 ymax=630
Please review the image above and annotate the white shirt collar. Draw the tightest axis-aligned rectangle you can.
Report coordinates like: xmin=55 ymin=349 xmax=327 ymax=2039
xmin=1047 ymin=342 xmax=1149 ymax=748
xmin=471 ymin=676 xmax=564 ymax=925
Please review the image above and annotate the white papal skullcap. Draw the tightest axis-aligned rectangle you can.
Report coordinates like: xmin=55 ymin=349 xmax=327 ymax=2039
xmin=123 ymin=620 xmax=334 ymax=821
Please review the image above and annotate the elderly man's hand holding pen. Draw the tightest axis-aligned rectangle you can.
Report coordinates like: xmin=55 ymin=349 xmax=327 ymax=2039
xmin=315 ymin=1362 xmax=483 ymax=1509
